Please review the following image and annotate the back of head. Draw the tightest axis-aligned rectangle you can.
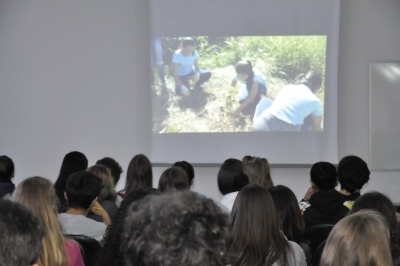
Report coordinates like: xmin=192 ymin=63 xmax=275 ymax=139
xmin=173 ymin=161 xmax=195 ymax=185
xmin=96 ymin=157 xmax=123 ymax=186
xmin=242 ymin=155 xmax=273 ymax=188
xmin=96 ymin=186 xmax=158 ymax=266
xmin=158 ymin=167 xmax=189 ymax=192
xmin=182 ymin=37 xmax=195 ymax=47
xmin=337 ymin=155 xmax=370 ymax=193
xmin=54 ymin=151 xmax=88 ymax=199
xmin=122 ymin=191 xmax=230 ymax=266
xmin=310 ymin=162 xmax=337 ymax=191
xmin=231 ymin=184 xmax=290 ymax=266
xmin=87 ymin=165 xmax=117 ymax=202
xmin=0 ymin=155 xmax=15 ymax=182
xmin=65 ymin=171 xmax=103 ymax=210
xmin=320 ymin=210 xmax=392 ymax=266
xmin=217 ymin=159 xmax=249 ymax=195
xmin=12 ymin=176 xmax=67 ymax=266
xmin=124 ymin=154 xmax=153 ymax=195
xmin=268 ymin=185 xmax=304 ymax=244
xmin=0 ymin=200 xmax=45 ymax=266
xmin=295 ymin=71 xmax=322 ymax=92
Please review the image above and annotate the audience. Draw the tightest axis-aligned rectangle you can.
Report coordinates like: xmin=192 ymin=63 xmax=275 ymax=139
xmin=58 ymin=171 xmax=110 ymax=241
xmin=350 ymin=191 xmax=400 ymax=264
xmin=320 ymin=210 xmax=393 ymax=266
xmin=174 ymin=160 xmax=206 ymax=198
xmin=117 ymin=154 xmax=152 ymax=203
xmin=12 ymin=176 xmax=84 ymax=266
xmin=96 ymin=157 xmax=123 ymax=188
xmin=217 ymin=158 xmax=249 ymax=212
xmin=122 ymin=191 xmax=230 ymax=266
xmin=269 ymin=185 xmax=311 ymax=265
xmin=0 ymin=200 xmax=45 ymax=266
xmin=54 ymin=151 xmax=88 ymax=213
xmin=300 ymin=162 xmax=352 ymax=228
xmin=242 ymin=155 xmax=274 ymax=187
xmin=0 ymin=155 xmax=16 ymax=200
xmin=87 ymin=165 xmax=118 ymax=222
xmin=158 ymin=167 xmax=189 ymax=192
xmin=230 ymin=184 xmax=307 ymax=266
xmin=95 ymin=186 xmax=158 ymax=266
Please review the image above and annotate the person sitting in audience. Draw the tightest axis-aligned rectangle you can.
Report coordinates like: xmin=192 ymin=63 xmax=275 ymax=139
xmin=350 ymin=191 xmax=400 ymax=264
xmin=217 ymin=158 xmax=249 ymax=212
xmin=242 ymin=155 xmax=274 ymax=188
xmin=94 ymin=186 xmax=158 ymax=266
xmin=54 ymin=151 xmax=88 ymax=213
xmin=12 ymin=176 xmax=84 ymax=266
xmin=0 ymin=155 xmax=16 ymax=200
xmin=96 ymin=157 xmax=123 ymax=188
xmin=337 ymin=155 xmax=370 ymax=200
xmin=87 ymin=165 xmax=118 ymax=222
xmin=269 ymin=185 xmax=311 ymax=265
xmin=158 ymin=167 xmax=189 ymax=192
xmin=58 ymin=171 xmax=111 ymax=242
xmin=173 ymin=160 xmax=206 ymax=198
xmin=117 ymin=154 xmax=152 ymax=203
xmin=300 ymin=162 xmax=352 ymax=228
xmin=122 ymin=191 xmax=230 ymax=266
xmin=230 ymin=184 xmax=307 ymax=266
xmin=0 ymin=200 xmax=45 ymax=266
xmin=320 ymin=210 xmax=393 ymax=266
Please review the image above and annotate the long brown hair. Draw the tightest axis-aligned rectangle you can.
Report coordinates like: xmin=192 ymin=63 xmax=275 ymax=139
xmin=242 ymin=155 xmax=273 ymax=188
xmin=320 ymin=210 xmax=393 ymax=266
xmin=122 ymin=154 xmax=153 ymax=195
xmin=87 ymin=165 xmax=117 ymax=202
xmin=230 ymin=184 xmax=292 ymax=266
xmin=12 ymin=176 xmax=68 ymax=266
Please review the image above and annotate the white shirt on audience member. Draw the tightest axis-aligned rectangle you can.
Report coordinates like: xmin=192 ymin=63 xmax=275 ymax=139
xmin=58 ymin=213 xmax=107 ymax=242
xmin=218 ymin=191 xmax=239 ymax=212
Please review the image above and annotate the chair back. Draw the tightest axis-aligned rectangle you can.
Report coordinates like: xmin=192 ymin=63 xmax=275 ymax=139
xmin=303 ymin=224 xmax=334 ymax=265
xmin=66 ymin=234 xmax=101 ymax=266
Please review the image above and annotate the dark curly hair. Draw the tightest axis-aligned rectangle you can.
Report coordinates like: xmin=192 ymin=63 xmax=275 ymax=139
xmin=122 ymin=191 xmax=231 ymax=266
xmin=338 ymin=155 xmax=370 ymax=193
xmin=94 ymin=186 xmax=158 ymax=266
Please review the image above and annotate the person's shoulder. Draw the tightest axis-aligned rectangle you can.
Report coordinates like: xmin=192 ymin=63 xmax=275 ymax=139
xmin=172 ymin=50 xmax=183 ymax=61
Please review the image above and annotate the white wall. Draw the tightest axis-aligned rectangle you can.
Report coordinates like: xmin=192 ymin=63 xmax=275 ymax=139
xmin=2 ymin=0 xmax=400 ymax=203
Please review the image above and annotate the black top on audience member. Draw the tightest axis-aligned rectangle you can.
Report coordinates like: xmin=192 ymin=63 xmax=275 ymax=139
xmin=96 ymin=157 xmax=123 ymax=186
xmin=54 ymin=151 xmax=88 ymax=212
xmin=0 ymin=155 xmax=16 ymax=198
xmin=0 ymin=200 xmax=45 ymax=266
xmin=122 ymin=191 xmax=230 ymax=266
xmin=158 ymin=167 xmax=189 ymax=192
xmin=120 ymin=154 xmax=152 ymax=197
xmin=65 ymin=171 xmax=103 ymax=210
xmin=95 ymin=186 xmax=158 ymax=266
xmin=217 ymin=159 xmax=249 ymax=195
xmin=337 ymin=155 xmax=370 ymax=195
xmin=173 ymin=161 xmax=194 ymax=186
xmin=350 ymin=191 xmax=400 ymax=263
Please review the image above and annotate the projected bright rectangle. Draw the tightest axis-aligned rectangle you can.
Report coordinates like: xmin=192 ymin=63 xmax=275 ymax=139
xmin=151 ymin=36 xmax=326 ymax=133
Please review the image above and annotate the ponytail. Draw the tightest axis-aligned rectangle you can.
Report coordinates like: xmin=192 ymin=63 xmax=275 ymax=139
xmin=295 ymin=71 xmax=322 ymax=92
xmin=245 ymin=60 xmax=255 ymax=94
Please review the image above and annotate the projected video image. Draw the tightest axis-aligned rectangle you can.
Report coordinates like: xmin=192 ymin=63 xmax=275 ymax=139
xmin=151 ymin=36 xmax=326 ymax=133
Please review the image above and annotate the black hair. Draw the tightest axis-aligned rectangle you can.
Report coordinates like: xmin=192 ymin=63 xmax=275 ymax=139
xmin=310 ymin=162 xmax=337 ymax=191
xmin=295 ymin=71 xmax=322 ymax=92
xmin=158 ymin=167 xmax=189 ymax=192
xmin=0 ymin=200 xmax=45 ymax=266
xmin=235 ymin=60 xmax=255 ymax=95
xmin=173 ymin=161 xmax=195 ymax=185
xmin=122 ymin=154 xmax=153 ymax=195
xmin=54 ymin=151 xmax=88 ymax=212
xmin=0 ymin=155 xmax=15 ymax=182
xmin=96 ymin=157 xmax=123 ymax=185
xmin=122 ymin=191 xmax=230 ymax=266
xmin=217 ymin=159 xmax=249 ymax=195
xmin=182 ymin=37 xmax=196 ymax=47
xmin=65 ymin=171 xmax=103 ymax=210
xmin=95 ymin=186 xmax=158 ymax=266
xmin=337 ymin=155 xmax=370 ymax=193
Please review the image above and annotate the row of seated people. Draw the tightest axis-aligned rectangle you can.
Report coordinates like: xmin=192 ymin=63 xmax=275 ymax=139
xmin=0 ymin=153 xmax=399 ymax=266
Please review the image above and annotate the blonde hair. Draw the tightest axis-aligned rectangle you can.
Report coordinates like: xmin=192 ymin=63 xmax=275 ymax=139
xmin=12 ymin=176 xmax=68 ymax=266
xmin=242 ymin=156 xmax=273 ymax=188
xmin=320 ymin=210 xmax=393 ymax=266
xmin=87 ymin=165 xmax=117 ymax=202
